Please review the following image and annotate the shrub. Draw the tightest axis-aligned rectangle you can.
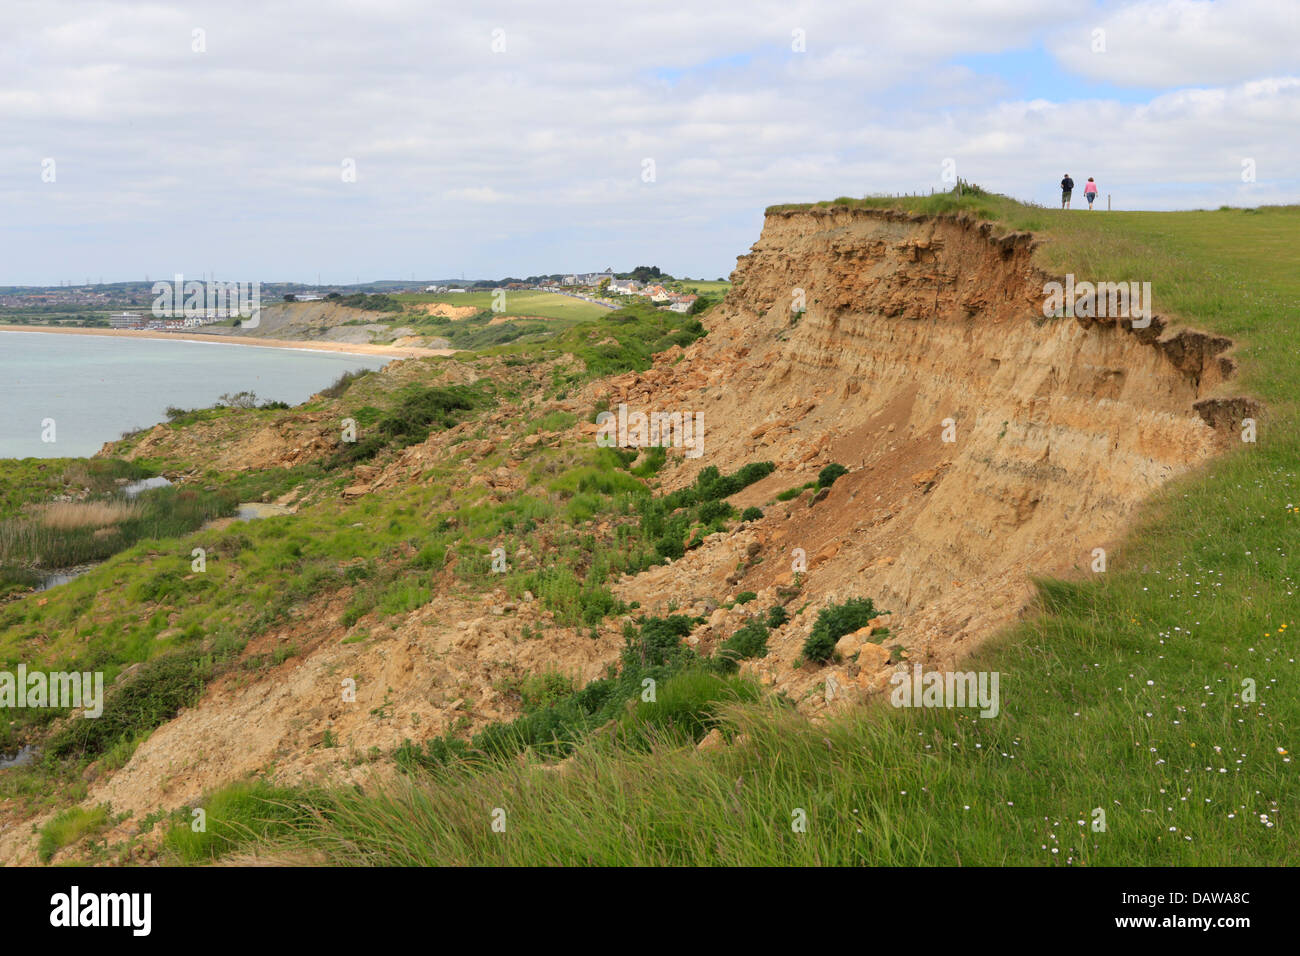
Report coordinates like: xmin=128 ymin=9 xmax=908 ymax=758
xmin=766 ymin=605 xmax=789 ymax=628
xmin=319 ymin=368 xmax=370 ymax=399
xmin=615 ymin=669 xmax=760 ymax=748
xmin=775 ymin=484 xmax=813 ymax=501
xmin=696 ymin=462 xmax=775 ymax=502
xmin=696 ymin=499 xmax=734 ymax=525
xmin=333 ymin=434 xmax=386 ymax=465
xmin=625 ymin=615 xmax=696 ymax=669
xmin=734 ymin=591 xmax=757 ymax=604
xmin=46 ymin=647 xmax=218 ymax=759
xmin=396 ymin=615 xmax=724 ymax=769
xmin=330 ymin=384 xmax=488 ymax=467
xmin=631 ymin=446 xmax=667 ymax=478
xmin=379 ymin=385 xmax=481 ymax=443
xmin=520 ymin=671 xmax=575 ymax=712
xmin=802 ymin=597 xmax=883 ymax=662
xmin=394 ymin=734 xmax=472 ymax=773
xmin=655 ymin=534 xmax=685 ymax=561
xmin=741 ymin=506 xmax=763 ymax=521
xmin=217 ymin=390 xmax=261 ymax=409
xmin=818 ymin=463 xmax=849 ymax=488
xmin=714 ymin=619 xmax=769 ymax=672
xmin=333 ymin=292 xmax=402 ymax=312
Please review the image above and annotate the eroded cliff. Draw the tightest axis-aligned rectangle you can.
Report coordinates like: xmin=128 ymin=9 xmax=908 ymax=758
xmin=604 ymin=206 xmax=1254 ymax=694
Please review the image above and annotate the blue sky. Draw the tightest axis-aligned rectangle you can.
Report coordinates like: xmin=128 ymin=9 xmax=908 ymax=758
xmin=950 ymin=47 xmax=1162 ymax=103
xmin=0 ymin=0 xmax=1296 ymax=285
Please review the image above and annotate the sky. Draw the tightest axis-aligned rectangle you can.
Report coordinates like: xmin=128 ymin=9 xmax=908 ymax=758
xmin=1 ymin=0 xmax=1296 ymax=285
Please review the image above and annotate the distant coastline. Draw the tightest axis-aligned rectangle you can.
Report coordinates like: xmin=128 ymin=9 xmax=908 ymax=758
xmin=0 ymin=325 xmax=455 ymax=359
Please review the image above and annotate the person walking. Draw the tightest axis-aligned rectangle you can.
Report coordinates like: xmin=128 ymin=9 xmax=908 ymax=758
xmin=1060 ymin=174 xmax=1074 ymax=209
xmin=1085 ymin=177 xmax=1098 ymax=209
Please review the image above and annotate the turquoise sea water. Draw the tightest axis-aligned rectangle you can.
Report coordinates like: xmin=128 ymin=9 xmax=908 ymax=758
xmin=0 ymin=332 xmax=391 ymax=458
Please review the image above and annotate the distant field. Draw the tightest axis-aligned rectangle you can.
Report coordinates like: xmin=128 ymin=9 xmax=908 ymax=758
xmin=674 ymin=280 xmax=731 ymax=295
xmin=394 ymin=290 xmax=609 ymax=321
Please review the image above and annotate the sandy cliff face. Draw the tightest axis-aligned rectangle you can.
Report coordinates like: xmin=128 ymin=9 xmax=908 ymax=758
xmin=4 ymin=207 xmax=1256 ymax=863
xmin=605 ymin=206 xmax=1252 ymax=688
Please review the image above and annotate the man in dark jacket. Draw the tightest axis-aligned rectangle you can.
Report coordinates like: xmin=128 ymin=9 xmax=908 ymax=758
xmin=1060 ymin=174 xmax=1074 ymax=209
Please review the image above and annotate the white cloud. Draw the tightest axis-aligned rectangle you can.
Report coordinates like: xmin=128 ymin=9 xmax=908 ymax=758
xmin=444 ymin=186 xmax=509 ymax=203
xmin=1048 ymin=0 xmax=1300 ymax=87
xmin=0 ymin=0 xmax=1294 ymax=283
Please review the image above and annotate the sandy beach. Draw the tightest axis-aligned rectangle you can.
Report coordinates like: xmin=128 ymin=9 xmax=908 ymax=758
xmin=0 ymin=325 xmax=456 ymax=358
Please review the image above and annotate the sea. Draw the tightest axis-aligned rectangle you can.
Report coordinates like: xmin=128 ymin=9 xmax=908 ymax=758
xmin=0 ymin=331 xmax=392 ymax=458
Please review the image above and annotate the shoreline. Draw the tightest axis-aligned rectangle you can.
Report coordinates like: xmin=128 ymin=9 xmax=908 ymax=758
xmin=0 ymin=325 xmax=456 ymax=359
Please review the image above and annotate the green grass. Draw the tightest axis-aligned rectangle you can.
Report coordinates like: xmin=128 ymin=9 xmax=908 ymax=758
xmin=0 ymin=458 xmax=152 ymax=520
xmin=162 ymin=780 xmax=311 ymax=863
xmin=396 ymin=290 xmax=610 ymax=321
xmin=38 ymin=804 xmax=111 ymax=863
xmin=673 ymin=279 xmax=731 ymax=295
xmin=0 ymin=484 xmax=237 ymax=570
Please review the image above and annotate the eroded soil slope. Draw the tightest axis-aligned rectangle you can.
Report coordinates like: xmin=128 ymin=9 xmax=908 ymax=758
xmin=598 ymin=207 xmax=1253 ymax=699
xmin=2 ymin=207 xmax=1256 ymax=863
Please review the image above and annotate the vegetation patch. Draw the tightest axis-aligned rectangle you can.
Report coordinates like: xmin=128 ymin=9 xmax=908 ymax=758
xmin=802 ymin=597 xmax=885 ymax=663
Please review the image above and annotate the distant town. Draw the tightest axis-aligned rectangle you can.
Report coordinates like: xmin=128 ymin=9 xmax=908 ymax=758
xmin=0 ymin=266 xmax=723 ymax=330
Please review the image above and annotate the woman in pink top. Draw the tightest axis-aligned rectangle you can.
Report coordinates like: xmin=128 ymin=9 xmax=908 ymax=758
xmin=1085 ymin=177 xmax=1098 ymax=209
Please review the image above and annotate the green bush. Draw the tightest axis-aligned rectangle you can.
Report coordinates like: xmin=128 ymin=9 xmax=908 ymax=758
xmin=802 ymin=597 xmax=883 ymax=662
xmin=330 ymin=384 xmax=489 ymax=466
xmin=392 ymin=615 xmax=729 ymax=770
xmin=615 ymin=669 xmax=760 ymax=749
xmin=394 ymin=734 xmax=472 ymax=773
xmin=691 ymin=462 xmax=775 ymax=503
xmin=46 ymin=647 xmax=219 ymax=759
xmin=817 ymin=463 xmax=849 ymax=488
xmin=775 ymin=483 xmax=813 ymax=501
xmin=520 ymin=671 xmax=575 ymax=712
xmin=766 ymin=605 xmax=789 ymax=628
xmin=714 ymin=619 xmax=769 ymax=673
xmin=696 ymin=499 xmax=734 ymax=525
xmin=631 ymin=446 xmax=667 ymax=477
xmin=332 ymin=292 xmax=403 ymax=312
xmin=655 ymin=535 xmax=685 ymax=561
xmin=319 ymin=368 xmax=371 ymax=399
xmin=379 ymin=385 xmax=482 ymax=443
xmin=644 ymin=462 xmax=775 ymax=559
xmin=741 ymin=506 xmax=763 ymax=521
